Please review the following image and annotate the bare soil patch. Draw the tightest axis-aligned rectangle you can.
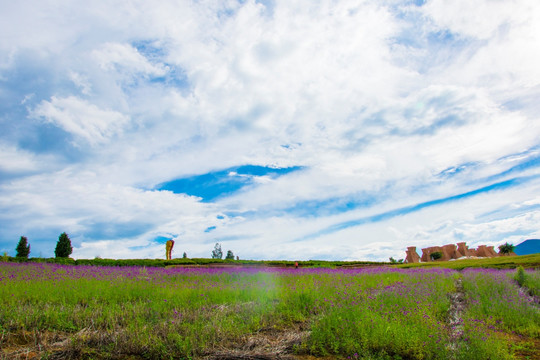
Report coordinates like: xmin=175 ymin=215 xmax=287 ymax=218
xmin=204 ymin=325 xmax=310 ymax=360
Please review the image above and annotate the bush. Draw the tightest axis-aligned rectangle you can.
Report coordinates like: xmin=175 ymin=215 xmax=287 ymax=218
xmin=430 ymin=252 xmax=442 ymax=261
xmin=515 ymin=266 xmax=526 ymax=287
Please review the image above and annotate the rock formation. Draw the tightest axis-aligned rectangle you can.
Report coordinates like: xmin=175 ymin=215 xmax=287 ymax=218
xmin=406 ymin=242 xmax=514 ymax=263
xmin=405 ymin=247 xmax=421 ymax=263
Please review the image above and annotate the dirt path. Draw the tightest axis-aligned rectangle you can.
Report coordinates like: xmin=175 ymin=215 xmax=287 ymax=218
xmin=446 ymin=276 xmax=466 ymax=357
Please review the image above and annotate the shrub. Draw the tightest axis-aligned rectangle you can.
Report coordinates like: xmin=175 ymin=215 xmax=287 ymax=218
xmin=1 ymin=252 xmax=8 ymax=262
xmin=515 ymin=266 xmax=526 ymax=287
xmin=430 ymin=252 xmax=442 ymax=261
xmin=55 ymin=232 xmax=73 ymax=258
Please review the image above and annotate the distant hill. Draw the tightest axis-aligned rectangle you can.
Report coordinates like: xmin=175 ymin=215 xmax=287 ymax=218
xmin=514 ymin=239 xmax=540 ymax=256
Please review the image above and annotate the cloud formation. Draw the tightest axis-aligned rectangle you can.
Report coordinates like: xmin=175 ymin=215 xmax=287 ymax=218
xmin=1 ymin=0 xmax=539 ymax=261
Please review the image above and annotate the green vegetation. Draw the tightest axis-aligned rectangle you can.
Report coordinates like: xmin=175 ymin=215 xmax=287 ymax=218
xmin=211 ymin=242 xmax=223 ymax=259
xmin=514 ymin=265 xmax=540 ymax=297
xmin=0 ymin=255 xmax=389 ymax=269
xmin=54 ymin=232 xmax=73 ymax=258
xmin=3 ymin=252 xmax=540 ymax=271
xmin=498 ymin=242 xmax=515 ymax=255
xmin=1 ymin=263 xmax=538 ymax=359
xmin=515 ymin=266 xmax=526 ymax=287
xmin=15 ymin=236 xmax=30 ymax=259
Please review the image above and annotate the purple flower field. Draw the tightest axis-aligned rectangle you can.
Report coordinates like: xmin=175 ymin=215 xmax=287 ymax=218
xmin=1 ymin=262 xmax=538 ymax=359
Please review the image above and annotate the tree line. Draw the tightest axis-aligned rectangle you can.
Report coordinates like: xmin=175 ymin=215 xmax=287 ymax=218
xmin=211 ymin=242 xmax=237 ymax=260
xmin=12 ymin=232 xmax=73 ymax=259
xmin=11 ymin=236 xmax=235 ymax=261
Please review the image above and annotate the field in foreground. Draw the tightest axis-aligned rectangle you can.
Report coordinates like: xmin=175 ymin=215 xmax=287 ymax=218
xmin=1 ymin=263 xmax=539 ymax=360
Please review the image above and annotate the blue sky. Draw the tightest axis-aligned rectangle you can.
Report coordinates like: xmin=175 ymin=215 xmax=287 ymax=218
xmin=1 ymin=0 xmax=540 ymax=261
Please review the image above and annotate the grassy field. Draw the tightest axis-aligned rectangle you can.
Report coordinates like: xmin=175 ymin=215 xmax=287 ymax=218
xmin=1 ymin=257 xmax=539 ymax=359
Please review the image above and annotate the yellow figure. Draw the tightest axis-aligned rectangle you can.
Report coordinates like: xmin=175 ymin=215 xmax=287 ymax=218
xmin=165 ymin=240 xmax=175 ymax=260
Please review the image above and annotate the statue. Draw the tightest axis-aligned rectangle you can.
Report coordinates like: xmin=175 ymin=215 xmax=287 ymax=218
xmin=165 ymin=240 xmax=175 ymax=260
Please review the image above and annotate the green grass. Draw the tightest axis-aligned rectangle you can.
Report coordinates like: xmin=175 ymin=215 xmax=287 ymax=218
xmin=4 ymin=256 xmax=388 ymax=268
xmin=519 ymin=267 xmax=540 ymax=297
xmin=456 ymin=268 xmax=540 ymax=359
xmin=1 ymin=263 xmax=539 ymax=359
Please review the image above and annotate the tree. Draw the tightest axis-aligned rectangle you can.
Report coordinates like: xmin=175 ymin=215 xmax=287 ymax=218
xmin=225 ymin=250 xmax=234 ymax=260
xmin=55 ymin=232 xmax=73 ymax=258
xmin=389 ymin=257 xmax=397 ymax=264
xmin=211 ymin=243 xmax=222 ymax=259
xmin=430 ymin=251 xmax=442 ymax=261
xmin=15 ymin=236 xmax=30 ymax=258
xmin=498 ymin=242 xmax=515 ymax=255
xmin=183 ymin=252 xmax=187 ymax=259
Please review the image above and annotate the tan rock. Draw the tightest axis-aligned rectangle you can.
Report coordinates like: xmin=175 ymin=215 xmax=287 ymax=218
xmin=405 ymin=247 xmax=421 ymax=263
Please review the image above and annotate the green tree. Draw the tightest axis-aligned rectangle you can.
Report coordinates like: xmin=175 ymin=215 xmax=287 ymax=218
xmin=15 ymin=236 xmax=30 ymax=258
xmin=183 ymin=252 xmax=187 ymax=259
xmin=55 ymin=232 xmax=73 ymax=258
xmin=211 ymin=243 xmax=222 ymax=259
xmin=430 ymin=251 xmax=442 ymax=261
xmin=498 ymin=242 xmax=515 ymax=255
xmin=225 ymin=250 xmax=234 ymax=260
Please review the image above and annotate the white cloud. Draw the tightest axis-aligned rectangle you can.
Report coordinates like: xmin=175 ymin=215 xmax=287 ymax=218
xmin=31 ymin=96 xmax=130 ymax=146
xmin=423 ymin=0 xmax=540 ymax=90
xmin=1 ymin=0 xmax=539 ymax=260
xmin=0 ymin=144 xmax=49 ymax=173
xmin=69 ymin=72 xmax=92 ymax=95
xmin=423 ymin=0 xmax=525 ymax=40
xmin=92 ymin=42 xmax=169 ymax=78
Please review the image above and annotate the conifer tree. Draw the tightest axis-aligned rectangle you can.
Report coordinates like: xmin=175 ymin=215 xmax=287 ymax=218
xmin=15 ymin=236 xmax=30 ymax=258
xmin=55 ymin=232 xmax=73 ymax=258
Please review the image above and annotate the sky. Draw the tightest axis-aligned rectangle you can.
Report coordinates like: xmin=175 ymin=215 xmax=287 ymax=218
xmin=1 ymin=0 xmax=540 ymax=262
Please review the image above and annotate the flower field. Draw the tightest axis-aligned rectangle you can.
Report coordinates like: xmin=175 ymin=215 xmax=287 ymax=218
xmin=1 ymin=263 xmax=539 ymax=359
